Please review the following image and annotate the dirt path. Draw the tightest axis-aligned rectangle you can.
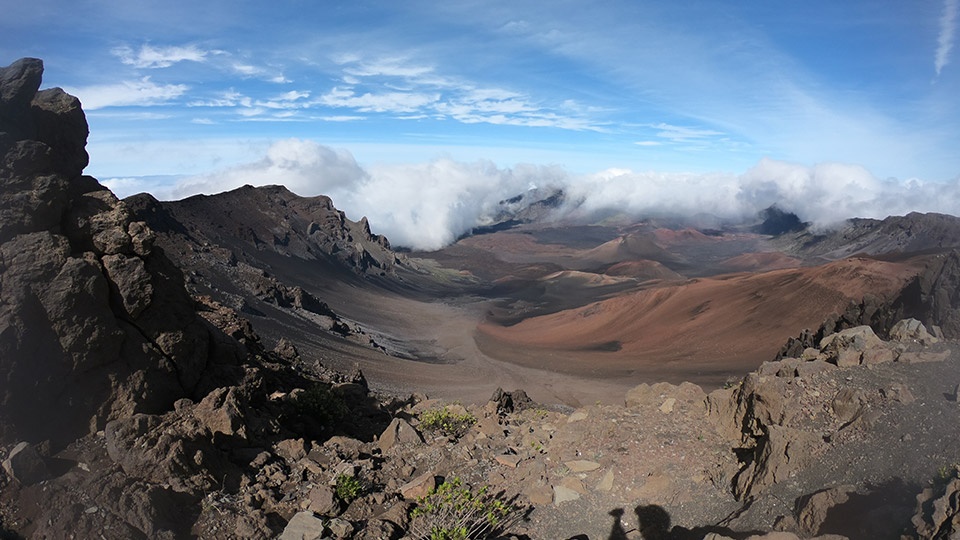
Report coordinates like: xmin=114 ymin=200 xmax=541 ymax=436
xmin=263 ymin=283 xmax=636 ymax=407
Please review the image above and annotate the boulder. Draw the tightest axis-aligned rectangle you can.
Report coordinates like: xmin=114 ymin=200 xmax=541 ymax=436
xmin=830 ymin=388 xmax=864 ymax=425
xmin=490 ymin=387 xmax=533 ymax=413
xmin=552 ymin=485 xmax=580 ymax=505
xmin=0 ymin=58 xmax=43 ymax=141
xmin=911 ymin=474 xmax=960 ymax=539
xmin=1 ymin=441 xmax=49 ymax=485
xmin=194 ymin=386 xmax=246 ymax=438
xmin=278 ymin=511 xmax=326 ymax=540
xmin=565 ymin=460 xmax=601 ymax=473
xmin=625 ymin=381 xmax=705 ymax=409
xmin=794 ymin=484 xmax=857 ymax=536
xmin=819 ymin=326 xmax=884 ymax=366
xmin=378 ymin=417 xmax=424 ymax=453
xmin=889 ymin=318 xmax=938 ymax=344
xmin=0 ymin=58 xmax=43 ymax=108
xmin=306 ymin=485 xmax=340 ymax=516
xmin=795 ymin=361 xmax=836 ymax=379
xmin=400 ymin=472 xmax=436 ymax=500
xmin=31 ymin=87 xmax=88 ymax=177
xmin=274 ymin=438 xmax=308 ymax=463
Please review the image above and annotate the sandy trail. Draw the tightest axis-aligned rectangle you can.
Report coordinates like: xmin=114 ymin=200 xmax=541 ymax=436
xmin=286 ymin=283 xmax=635 ymax=407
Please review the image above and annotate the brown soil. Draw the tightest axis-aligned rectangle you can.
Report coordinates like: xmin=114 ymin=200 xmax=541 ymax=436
xmin=476 ymin=257 xmax=927 ymax=390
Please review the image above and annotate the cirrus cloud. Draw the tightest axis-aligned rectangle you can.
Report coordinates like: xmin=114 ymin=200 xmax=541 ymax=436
xmin=64 ymin=78 xmax=188 ymax=110
xmin=936 ymin=0 xmax=960 ymax=76
xmin=112 ymin=44 xmax=214 ymax=68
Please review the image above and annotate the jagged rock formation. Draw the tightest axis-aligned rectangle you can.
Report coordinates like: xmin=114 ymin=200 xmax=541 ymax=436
xmin=911 ymin=470 xmax=960 ymax=539
xmin=0 ymin=58 xmax=240 ymax=447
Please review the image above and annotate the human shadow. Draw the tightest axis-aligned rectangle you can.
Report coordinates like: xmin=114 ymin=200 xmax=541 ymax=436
xmin=593 ymin=504 xmax=764 ymax=540
xmin=608 ymin=508 xmax=628 ymax=540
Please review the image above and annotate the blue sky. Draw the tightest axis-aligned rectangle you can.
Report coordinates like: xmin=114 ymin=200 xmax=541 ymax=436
xmin=4 ymin=1 xmax=960 ymax=248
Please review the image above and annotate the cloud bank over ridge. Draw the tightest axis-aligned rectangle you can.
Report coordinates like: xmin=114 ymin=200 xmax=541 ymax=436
xmin=107 ymin=140 xmax=960 ymax=251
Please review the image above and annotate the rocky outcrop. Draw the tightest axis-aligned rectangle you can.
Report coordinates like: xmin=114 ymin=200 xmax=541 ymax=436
xmin=890 ymin=249 xmax=960 ymax=338
xmin=911 ymin=470 xmax=960 ymax=539
xmin=0 ymin=58 xmax=247 ymax=446
xmin=779 ymin=251 xmax=960 ymax=359
xmin=710 ymin=318 xmax=952 ymax=501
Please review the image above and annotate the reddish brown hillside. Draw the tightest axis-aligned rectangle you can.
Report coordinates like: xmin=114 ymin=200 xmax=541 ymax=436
xmin=477 ymin=256 xmax=927 ymax=388
xmin=719 ymin=251 xmax=802 ymax=272
xmin=604 ymin=259 xmax=685 ymax=281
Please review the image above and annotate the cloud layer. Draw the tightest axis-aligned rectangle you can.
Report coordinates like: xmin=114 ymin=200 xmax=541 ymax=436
xmin=123 ymin=140 xmax=960 ymax=251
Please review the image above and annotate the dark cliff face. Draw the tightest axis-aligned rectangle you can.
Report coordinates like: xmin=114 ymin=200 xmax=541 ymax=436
xmin=0 ymin=58 xmax=246 ymax=447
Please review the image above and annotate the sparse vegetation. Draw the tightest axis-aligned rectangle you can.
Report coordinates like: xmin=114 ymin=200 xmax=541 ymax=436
xmin=408 ymin=477 xmax=520 ymax=540
xmin=289 ymin=384 xmax=347 ymax=426
xmin=335 ymin=474 xmax=363 ymax=504
xmin=934 ymin=463 xmax=960 ymax=487
xmin=419 ymin=406 xmax=477 ymax=439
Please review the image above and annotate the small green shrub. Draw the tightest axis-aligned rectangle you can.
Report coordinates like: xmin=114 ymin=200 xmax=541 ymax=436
xmin=409 ymin=478 xmax=520 ymax=540
xmin=934 ymin=463 xmax=960 ymax=488
xmin=419 ymin=407 xmax=476 ymax=439
xmin=335 ymin=474 xmax=363 ymax=504
xmin=291 ymin=384 xmax=347 ymax=426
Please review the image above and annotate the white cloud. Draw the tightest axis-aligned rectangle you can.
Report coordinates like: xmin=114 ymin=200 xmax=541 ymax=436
xmin=230 ymin=62 xmax=290 ymax=83
xmin=237 ymin=107 xmax=266 ymax=117
xmin=650 ymin=122 xmax=725 ymax=142
xmin=112 ymin=44 xmax=212 ymax=68
xmin=171 ymin=139 xmax=368 ymax=201
xmin=340 ymin=57 xmax=435 ymax=78
xmin=936 ymin=0 xmax=959 ymax=75
xmin=571 ymin=158 xmax=960 ymax=229
xmin=500 ymin=20 xmax=531 ymax=34
xmin=168 ymin=140 xmax=563 ymax=249
xmin=232 ymin=64 xmax=260 ymax=76
xmin=318 ymin=86 xmax=440 ymax=113
xmin=318 ymin=115 xmax=366 ymax=122
xmin=320 ymin=53 xmax=600 ymax=130
xmin=277 ymin=90 xmax=310 ymax=101
xmin=65 ymin=78 xmax=188 ymax=109
xmin=188 ymin=90 xmax=253 ymax=108
xmin=157 ymin=142 xmax=960 ymax=251
xmin=253 ymin=90 xmax=312 ymax=110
